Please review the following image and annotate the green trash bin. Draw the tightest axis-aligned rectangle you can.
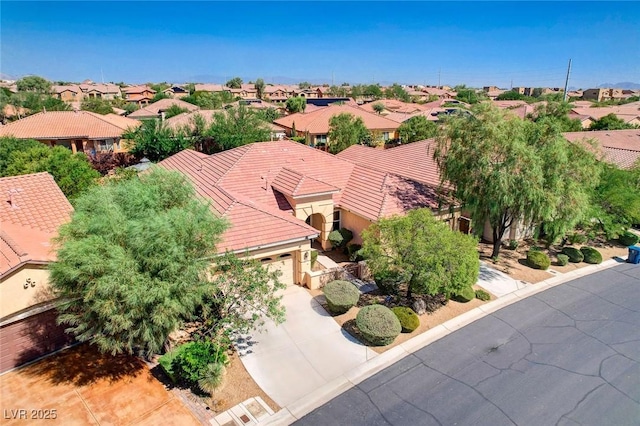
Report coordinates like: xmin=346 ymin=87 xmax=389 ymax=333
xmin=629 ymin=246 xmax=640 ymax=264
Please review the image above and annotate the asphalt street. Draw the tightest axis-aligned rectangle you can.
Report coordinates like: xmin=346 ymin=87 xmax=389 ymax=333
xmin=296 ymin=262 xmax=640 ymax=426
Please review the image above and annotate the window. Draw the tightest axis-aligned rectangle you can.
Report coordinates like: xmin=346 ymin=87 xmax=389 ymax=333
xmin=332 ymin=210 xmax=341 ymax=231
xmin=316 ymin=134 xmax=327 ymax=145
xmin=260 ymin=257 xmax=273 ymax=263
xmin=278 ymin=254 xmax=292 ymax=259
xmin=382 ymin=132 xmax=390 ymax=141
xmin=98 ymin=139 xmax=114 ymax=152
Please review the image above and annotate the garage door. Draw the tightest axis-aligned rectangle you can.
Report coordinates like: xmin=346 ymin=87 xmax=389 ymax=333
xmin=0 ymin=309 xmax=74 ymax=373
xmin=261 ymin=253 xmax=295 ymax=286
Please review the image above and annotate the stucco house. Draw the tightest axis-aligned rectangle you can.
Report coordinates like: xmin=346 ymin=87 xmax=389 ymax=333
xmin=0 ymin=173 xmax=74 ymax=373
xmin=159 ymin=139 xmax=462 ymax=289
xmin=0 ymin=110 xmax=140 ymax=155
xmin=564 ymin=129 xmax=640 ymax=169
xmin=124 ymin=85 xmax=156 ymax=105
xmin=127 ymin=98 xmax=200 ymax=120
xmin=274 ymin=104 xmax=401 ymax=147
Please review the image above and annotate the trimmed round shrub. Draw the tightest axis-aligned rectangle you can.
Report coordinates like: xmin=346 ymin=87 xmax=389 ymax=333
xmin=527 ymin=250 xmax=550 ymax=270
xmin=568 ymin=233 xmax=588 ymax=245
xmin=580 ymin=246 xmax=603 ymax=264
xmin=619 ymin=231 xmax=639 ymax=247
xmin=557 ymin=253 xmax=569 ymax=266
xmin=356 ymin=305 xmax=402 ymax=346
xmin=475 ymin=289 xmax=491 ymax=301
xmin=453 ymin=286 xmax=476 ymax=303
xmin=328 ymin=228 xmax=353 ymax=249
xmin=562 ymin=246 xmax=584 ymax=263
xmin=323 ymin=280 xmax=360 ymax=315
xmin=391 ymin=307 xmax=420 ymax=333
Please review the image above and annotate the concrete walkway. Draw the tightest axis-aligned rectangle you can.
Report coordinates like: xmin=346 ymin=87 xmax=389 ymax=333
xmin=477 ymin=261 xmax=528 ymax=297
xmin=236 ymin=285 xmax=378 ymax=408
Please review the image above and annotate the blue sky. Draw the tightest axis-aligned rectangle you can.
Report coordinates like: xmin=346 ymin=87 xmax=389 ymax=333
xmin=1 ymin=2 xmax=638 ymax=88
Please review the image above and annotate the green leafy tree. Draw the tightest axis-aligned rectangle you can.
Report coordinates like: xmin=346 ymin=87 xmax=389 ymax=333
xmin=529 ymin=101 xmax=582 ymax=132
xmin=350 ymin=85 xmax=364 ymax=99
xmin=590 ymin=113 xmax=635 ymax=130
xmin=50 ymin=168 xmax=229 ymax=357
xmin=285 ymin=96 xmax=306 ymax=113
xmin=362 ymin=209 xmax=479 ymax=298
xmin=152 ymin=92 xmax=170 ymax=102
xmin=206 ymin=105 xmax=271 ymax=152
xmin=328 ymin=85 xmax=348 ymax=97
xmin=255 ymin=78 xmax=265 ymax=99
xmin=197 ymin=253 xmax=286 ymax=340
xmin=149 ymin=82 xmax=170 ymax=93
xmin=587 ymin=163 xmax=640 ymax=237
xmin=163 ymin=104 xmax=188 ymax=119
xmin=4 ymin=145 xmax=99 ymax=199
xmin=384 ymin=84 xmax=410 ymax=102
xmin=123 ymin=119 xmax=192 ymax=161
xmin=226 ymin=77 xmax=243 ymax=89
xmin=434 ymin=103 xmax=600 ymax=258
xmin=182 ymin=91 xmax=224 ymax=109
xmin=16 ymin=75 xmax=51 ymax=93
xmin=81 ymin=98 xmax=114 ymax=115
xmin=298 ymin=81 xmax=312 ymax=89
xmin=124 ymin=103 xmax=139 ymax=115
xmin=19 ymin=93 xmax=70 ymax=113
xmin=364 ymin=84 xmax=383 ymax=100
xmin=372 ymin=102 xmax=385 ymax=114
xmin=255 ymin=107 xmax=282 ymax=122
xmin=0 ymin=137 xmax=42 ymax=174
xmin=496 ymin=91 xmax=527 ymax=101
xmin=327 ymin=113 xmax=370 ymax=154
xmin=454 ymin=85 xmax=483 ymax=104
xmin=398 ymin=116 xmax=438 ymax=143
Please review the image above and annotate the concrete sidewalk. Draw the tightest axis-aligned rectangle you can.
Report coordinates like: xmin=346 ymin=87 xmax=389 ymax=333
xmin=236 ymin=285 xmax=378 ymax=408
xmin=477 ymin=261 xmax=528 ymax=297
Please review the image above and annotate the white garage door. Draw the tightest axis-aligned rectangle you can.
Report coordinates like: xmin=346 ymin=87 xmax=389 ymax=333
xmin=261 ymin=253 xmax=295 ymax=286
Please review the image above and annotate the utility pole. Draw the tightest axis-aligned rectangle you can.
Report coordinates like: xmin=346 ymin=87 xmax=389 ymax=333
xmin=438 ymin=69 xmax=441 ymax=87
xmin=563 ymin=59 xmax=572 ymax=102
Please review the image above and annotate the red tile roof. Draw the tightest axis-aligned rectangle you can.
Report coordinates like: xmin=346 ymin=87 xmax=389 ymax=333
xmin=0 ymin=111 xmax=140 ymax=140
xmin=564 ymin=129 xmax=640 ymax=169
xmin=128 ymin=98 xmax=200 ymax=119
xmin=0 ymin=173 xmax=73 ymax=276
xmin=159 ymin=140 xmax=449 ymax=250
xmin=274 ymin=104 xmax=400 ymax=135
xmin=164 ymin=110 xmax=219 ymax=131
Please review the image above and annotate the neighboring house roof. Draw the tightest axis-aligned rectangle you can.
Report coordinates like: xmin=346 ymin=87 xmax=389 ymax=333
xmin=0 ymin=172 xmax=73 ymax=277
xmin=79 ymin=83 xmax=121 ymax=94
xmin=164 ymin=110 xmax=219 ymax=131
xmin=0 ymin=111 xmax=140 ymax=140
xmin=127 ymin=98 xmax=200 ymax=119
xmin=124 ymin=85 xmax=156 ymax=94
xmin=159 ymin=139 xmax=448 ymax=251
xmin=570 ymin=105 xmax=640 ymax=123
xmin=358 ymin=99 xmax=427 ymax=115
xmin=194 ymin=84 xmax=226 ymax=93
xmin=274 ymin=104 xmax=400 ymax=135
xmin=53 ymin=85 xmax=82 ymax=94
xmin=564 ymin=129 xmax=640 ymax=169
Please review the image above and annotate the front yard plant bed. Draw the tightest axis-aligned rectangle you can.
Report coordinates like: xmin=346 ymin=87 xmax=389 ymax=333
xmin=323 ymin=280 xmax=360 ymax=315
xmin=356 ymin=305 xmax=402 ymax=346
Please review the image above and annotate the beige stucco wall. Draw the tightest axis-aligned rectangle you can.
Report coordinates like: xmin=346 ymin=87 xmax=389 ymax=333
xmin=287 ymin=195 xmax=335 ymax=250
xmin=340 ymin=209 xmax=374 ymax=245
xmin=241 ymin=239 xmax=312 ymax=286
xmin=0 ymin=265 xmax=55 ymax=320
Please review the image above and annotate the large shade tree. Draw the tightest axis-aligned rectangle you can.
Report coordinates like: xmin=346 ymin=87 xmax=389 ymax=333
xmin=434 ymin=103 xmax=600 ymax=258
xmin=362 ymin=209 xmax=479 ymax=298
xmin=398 ymin=115 xmax=438 ymax=144
xmin=50 ymin=168 xmax=229 ymax=356
xmin=123 ymin=119 xmax=192 ymax=161
xmin=206 ymin=105 xmax=271 ymax=152
xmin=327 ymin=113 xmax=370 ymax=154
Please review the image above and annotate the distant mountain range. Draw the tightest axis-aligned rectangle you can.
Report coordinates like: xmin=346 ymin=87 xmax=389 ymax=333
xmin=596 ymin=82 xmax=640 ymax=90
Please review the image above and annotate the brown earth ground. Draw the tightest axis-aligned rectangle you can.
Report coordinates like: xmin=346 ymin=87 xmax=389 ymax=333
xmin=478 ymin=238 xmax=630 ymax=283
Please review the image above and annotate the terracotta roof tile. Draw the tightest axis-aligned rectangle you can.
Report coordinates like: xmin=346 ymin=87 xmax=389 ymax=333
xmin=0 ymin=111 xmax=139 ymax=140
xmin=0 ymin=173 xmax=73 ymax=276
xmin=271 ymin=168 xmax=339 ymax=198
xmin=128 ymin=98 xmax=200 ymax=119
xmin=274 ymin=104 xmax=400 ymax=135
xmin=564 ymin=129 xmax=640 ymax=169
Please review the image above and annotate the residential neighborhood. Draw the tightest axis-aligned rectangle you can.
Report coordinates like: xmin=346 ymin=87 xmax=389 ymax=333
xmin=1 ymin=2 xmax=639 ymax=425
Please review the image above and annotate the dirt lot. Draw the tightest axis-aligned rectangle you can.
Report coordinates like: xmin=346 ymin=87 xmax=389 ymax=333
xmin=0 ymin=344 xmax=200 ymax=426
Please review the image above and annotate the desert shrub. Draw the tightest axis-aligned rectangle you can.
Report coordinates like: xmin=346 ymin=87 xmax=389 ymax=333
xmin=507 ymin=239 xmax=519 ymax=250
xmin=557 ymin=253 xmax=569 ymax=266
xmin=391 ymin=307 xmax=420 ymax=333
xmin=328 ymin=228 xmax=353 ymax=249
xmin=527 ymin=250 xmax=551 ymax=270
xmin=453 ymin=286 xmax=476 ymax=303
xmin=158 ymin=348 xmax=181 ymax=383
xmin=171 ymin=341 xmax=229 ymax=384
xmin=619 ymin=231 xmax=639 ymax=246
xmin=323 ymin=280 xmax=360 ymax=315
xmin=580 ymin=246 xmax=603 ymax=264
xmin=198 ymin=362 xmax=227 ymax=395
xmin=291 ymin=136 xmax=306 ymax=143
xmin=310 ymin=250 xmax=318 ymax=267
xmin=356 ymin=305 xmax=402 ymax=346
xmin=529 ymin=245 xmax=543 ymax=252
xmin=346 ymin=244 xmax=364 ymax=261
xmin=568 ymin=233 xmax=588 ymax=245
xmin=475 ymin=289 xmax=491 ymax=301
xmin=562 ymin=246 xmax=584 ymax=263
xmin=374 ymin=270 xmax=403 ymax=295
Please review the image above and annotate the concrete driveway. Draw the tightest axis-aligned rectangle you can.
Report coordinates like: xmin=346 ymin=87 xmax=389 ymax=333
xmin=237 ymin=285 xmax=378 ymax=407
xmin=0 ymin=344 xmax=200 ymax=425
xmin=297 ymin=262 xmax=640 ymax=425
